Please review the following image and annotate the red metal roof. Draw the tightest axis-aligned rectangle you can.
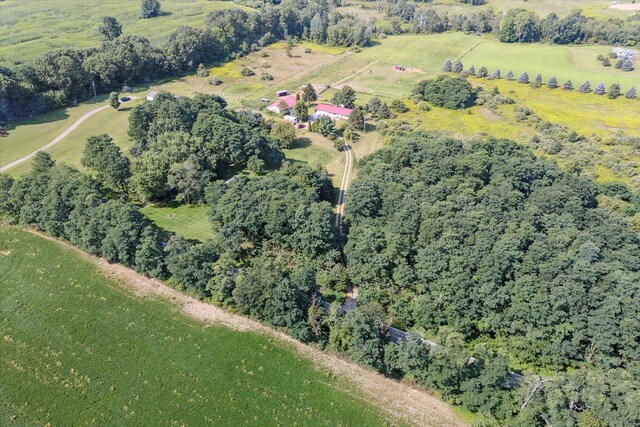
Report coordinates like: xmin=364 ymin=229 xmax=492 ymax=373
xmin=268 ymin=95 xmax=296 ymax=109
xmin=316 ymin=104 xmax=352 ymax=116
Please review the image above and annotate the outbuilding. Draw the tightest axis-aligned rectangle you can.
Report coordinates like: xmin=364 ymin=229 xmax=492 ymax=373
xmin=276 ymin=89 xmax=288 ymax=97
xmin=392 ymin=64 xmax=404 ymax=71
xmin=312 ymin=104 xmax=352 ymax=121
xmin=146 ymin=91 xmax=158 ymax=101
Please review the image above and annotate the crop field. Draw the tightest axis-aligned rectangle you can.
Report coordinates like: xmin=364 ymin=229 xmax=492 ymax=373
xmin=139 ymin=204 xmax=215 ymax=242
xmin=0 ymin=227 xmax=392 ymax=426
xmin=0 ymin=0 xmax=253 ymax=68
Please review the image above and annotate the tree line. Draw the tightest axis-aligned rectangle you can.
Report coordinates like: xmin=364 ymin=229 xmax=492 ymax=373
xmin=0 ymin=0 xmax=373 ymax=122
xmin=383 ymin=2 xmax=640 ymax=47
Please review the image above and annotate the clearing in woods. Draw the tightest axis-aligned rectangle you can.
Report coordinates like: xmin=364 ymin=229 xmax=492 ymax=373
xmin=0 ymin=227 xmax=466 ymax=427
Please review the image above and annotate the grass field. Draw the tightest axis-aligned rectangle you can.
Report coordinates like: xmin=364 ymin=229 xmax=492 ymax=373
xmin=0 ymin=91 xmax=147 ymax=177
xmin=0 ymin=227 xmax=393 ymax=426
xmin=155 ymin=41 xmax=348 ymax=107
xmin=344 ymin=34 xmax=640 ymax=97
xmin=0 ymin=0 xmax=253 ymax=68
xmin=420 ymin=0 xmax=636 ymax=18
xmin=139 ymin=204 xmax=215 ymax=242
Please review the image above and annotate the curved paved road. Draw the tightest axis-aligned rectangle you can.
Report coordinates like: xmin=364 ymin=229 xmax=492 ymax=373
xmin=0 ymin=97 xmax=137 ymax=173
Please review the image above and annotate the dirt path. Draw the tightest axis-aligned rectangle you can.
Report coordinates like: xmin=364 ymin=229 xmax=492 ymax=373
xmin=26 ymin=229 xmax=466 ymax=427
xmin=0 ymin=97 xmax=137 ymax=173
xmin=335 ymin=142 xmax=354 ymax=230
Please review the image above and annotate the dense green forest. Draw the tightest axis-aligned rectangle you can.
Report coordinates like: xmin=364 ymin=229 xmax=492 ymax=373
xmin=3 ymin=115 xmax=639 ymax=424
xmin=344 ymin=131 xmax=640 ymax=425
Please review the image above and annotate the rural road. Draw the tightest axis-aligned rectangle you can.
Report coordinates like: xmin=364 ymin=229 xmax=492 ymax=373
xmin=0 ymin=97 xmax=137 ymax=173
xmin=335 ymin=140 xmax=353 ymax=230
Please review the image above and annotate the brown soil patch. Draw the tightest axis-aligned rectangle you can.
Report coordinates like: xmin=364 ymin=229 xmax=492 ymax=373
xmin=479 ymin=107 xmax=504 ymax=122
xmin=609 ymin=2 xmax=640 ymax=10
xmin=24 ymin=228 xmax=467 ymax=427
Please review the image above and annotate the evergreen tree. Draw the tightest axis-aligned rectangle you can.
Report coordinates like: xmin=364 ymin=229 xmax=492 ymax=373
xmin=548 ymin=76 xmax=558 ymax=89
xmin=579 ymin=81 xmax=591 ymax=93
xmin=621 ymin=58 xmax=634 ymax=72
xmin=294 ymin=101 xmax=309 ymax=121
xmin=477 ymin=66 xmax=488 ymax=78
xmin=467 ymin=65 xmax=476 ymax=76
xmin=615 ymin=59 xmax=624 ymax=69
xmin=316 ymin=116 xmax=335 ymax=136
xmin=348 ymin=107 xmax=366 ymax=131
xmin=602 ymin=57 xmax=611 ymax=67
xmin=563 ymin=80 xmax=573 ymax=90
xmin=109 ymin=92 xmax=120 ymax=109
xmin=302 ymin=83 xmax=318 ymax=102
xmin=594 ymin=82 xmax=606 ymax=95
xmin=518 ymin=72 xmax=529 ymax=84
xmin=505 ymin=70 xmax=514 ymax=80
xmin=607 ymin=83 xmax=620 ymax=99
xmin=491 ymin=69 xmax=501 ymax=79
xmin=535 ymin=74 xmax=542 ymax=85
xmin=625 ymin=86 xmax=637 ymax=99
xmin=442 ymin=59 xmax=452 ymax=72
xmin=377 ymin=103 xmax=392 ymax=119
xmin=452 ymin=60 xmax=463 ymax=74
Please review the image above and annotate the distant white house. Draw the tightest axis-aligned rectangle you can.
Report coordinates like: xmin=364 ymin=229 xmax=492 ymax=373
xmin=312 ymin=104 xmax=353 ymax=121
xmin=146 ymin=91 xmax=158 ymax=101
xmin=613 ymin=47 xmax=637 ymax=59
xmin=267 ymin=95 xmax=296 ymax=114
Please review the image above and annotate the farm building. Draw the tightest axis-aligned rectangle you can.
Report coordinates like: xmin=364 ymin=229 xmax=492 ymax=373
xmin=312 ymin=104 xmax=352 ymax=121
xmin=392 ymin=64 xmax=404 ymax=71
xmin=267 ymin=95 xmax=297 ymax=114
xmin=276 ymin=89 xmax=288 ymax=97
xmin=613 ymin=47 xmax=637 ymax=59
xmin=284 ymin=115 xmax=298 ymax=124
xmin=146 ymin=91 xmax=158 ymax=101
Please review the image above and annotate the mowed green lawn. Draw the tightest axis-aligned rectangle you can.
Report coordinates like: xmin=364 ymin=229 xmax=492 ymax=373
xmin=140 ymin=204 xmax=215 ymax=242
xmin=1 ymin=94 xmax=144 ymax=177
xmin=0 ymin=0 xmax=253 ymax=68
xmin=0 ymin=227 xmax=390 ymax=426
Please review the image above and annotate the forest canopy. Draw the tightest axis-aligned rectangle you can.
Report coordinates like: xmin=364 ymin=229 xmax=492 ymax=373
xmin=344 ymin=131 xmax=640 ymax=372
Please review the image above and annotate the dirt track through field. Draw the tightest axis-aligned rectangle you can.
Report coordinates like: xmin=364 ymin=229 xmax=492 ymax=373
xmin=27 ymin=229 xmax=467 ymax=427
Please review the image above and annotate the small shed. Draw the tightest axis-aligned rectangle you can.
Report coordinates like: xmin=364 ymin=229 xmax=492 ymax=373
xmin=276 ymin=90 xmax=288 ymax=97
xmin=122 ymin=85 xmax=132 ymax=93
xmin=392 ymin=65 xmax=404 ymax=71
xmin=146 ymin=91 xmax=158 ymax=101
xmin=284 ymin=115 xmax=298 ymax=124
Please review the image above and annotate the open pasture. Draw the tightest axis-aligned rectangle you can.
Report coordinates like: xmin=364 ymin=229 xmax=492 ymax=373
xmin=343 ymin=34 xmax=640 ymax=96
xmin=419 ymin=0 xmax=635 ymax=18
xmin=0 ymin=227 xmax=393 ymax=426
xmin=0 ymin=0 xmax=253 ymax=68
xmin=155 ymin=41 xmax=348 ymax=106
xmin=0 ymin=95 xmax=143 ymax=177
